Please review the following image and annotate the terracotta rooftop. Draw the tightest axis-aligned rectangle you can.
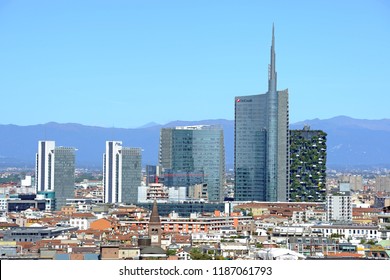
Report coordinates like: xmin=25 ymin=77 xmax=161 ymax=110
xmin=40 ymin=217 xmax=66 ymax=225
xmin=352 ymin=208 xmax=381 ymax=213
xmin=325 ymin=252 xmax=364 ymax=258
xmin=16 ymin=242 xmax=35 ymax=250
xmin=172 ymin=234 xmax=191 ymax=243
xmin=0 ymin=222 xmax=19 ymax=227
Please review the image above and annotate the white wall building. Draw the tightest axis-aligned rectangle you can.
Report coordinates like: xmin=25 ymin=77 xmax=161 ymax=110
xmin=292 ymin=209 xmax=326 ymax=223
xmin=176 ymin=248 xmax=191 ymax=260
xmin=138 ymin=186 xmax=148 ymax=203
xmin=35 ymin=141 xmax=56 ymax=192
xmin=326 ymin=194 xmax=352 ymax=222
xmin=220 ymin=242 xmax=249 ymax=258
xmin=312 ymin=224 xmax=381 ymax=241
xmin=191 ymin=233 xmax=222 ymax=245
xmin=21 ymin=176 xmax=32 ymax=187
xmin=0 ymin=194 xmax=7 ymax=211
xmin=69 ymin=213 xmax=97 ymax=230
xmin=168 ymin=187 xmax=186 ymax=202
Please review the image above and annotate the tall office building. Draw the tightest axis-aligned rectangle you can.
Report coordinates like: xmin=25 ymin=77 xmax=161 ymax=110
xmin=35 ymin=141 xmax=76 ymax=210
xmin=234 ymin=26 xmax=289 ymax=202
xmin=159 ymin=125 xmax=225 ymax=202
xmin=289 ymin=127 xmax=327 ymax=202
xmin=145 ymin=165 xmax=161 ymax=186
xmin=103 ymin=141 xmax=142 ymax=204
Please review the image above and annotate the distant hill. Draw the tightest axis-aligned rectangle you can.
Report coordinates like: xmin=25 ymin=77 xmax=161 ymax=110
xmin=0 ymin=116 xmax=389 ymax=169
xmin=290 ymin=116 xmax=390 ymax=168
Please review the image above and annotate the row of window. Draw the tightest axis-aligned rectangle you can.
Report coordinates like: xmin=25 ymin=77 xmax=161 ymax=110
xmin=320 ymin=228 xmax=377 ymax=235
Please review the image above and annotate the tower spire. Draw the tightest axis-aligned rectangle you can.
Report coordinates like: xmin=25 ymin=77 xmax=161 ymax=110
xmin=149 ymin=199 xmax=160 ymax=223
xmin=269 ymin=23 xmax=277 ymax=92
xmin=272 ymin=23 xmax=275 ymax=51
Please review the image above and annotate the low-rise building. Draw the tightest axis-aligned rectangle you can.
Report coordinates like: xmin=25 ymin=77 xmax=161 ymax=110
xmin=220 ymin=242 xmax=249 ymax=258
xmin=69 ymin=213 xmax=97 ymax=230
xmin=311 ymin=224 xmax=380 ymax=241
xmin=2 ymin=225 xmax=78 ymax=242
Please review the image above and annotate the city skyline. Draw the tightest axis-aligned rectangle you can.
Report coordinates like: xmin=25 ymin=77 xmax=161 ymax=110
xmin=0 ymin=1 xmax=389 ymax=128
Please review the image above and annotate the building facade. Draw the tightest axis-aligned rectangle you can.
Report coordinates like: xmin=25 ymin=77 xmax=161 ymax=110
xmin=145 ymin=165 xmax=161 ymax=186
xmin=159 ymin=125 xmax=225 ymax=202
xmin=234 ymin=26 xmax=289 ymax=202
xmin=338 ymin=175 xmax=363 ymax=192
xmin=148 ymin=200 xmax=162 ymax=246
xmin=53 ymin=147 xmax=76 ymax=209
xmin=103 ymin=141 xmax=142 ymax=204
xmin=35 ymin=141 xmax=76 ymax=210
xmin=289 ymin=127 xmax=327 ymax=202
xmin=375 ymin=176 xmax=390 ymax=192
xmin=326 ymin=194 xmax=352 ymax=222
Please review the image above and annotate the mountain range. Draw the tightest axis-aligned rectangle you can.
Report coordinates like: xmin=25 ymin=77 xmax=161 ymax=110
xmin=0 ymin=116 xmax=389 ymax=169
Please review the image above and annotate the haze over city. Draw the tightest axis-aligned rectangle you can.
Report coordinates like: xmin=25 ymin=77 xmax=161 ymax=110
xmin=0 ymin=0 xmax=389 ymax=128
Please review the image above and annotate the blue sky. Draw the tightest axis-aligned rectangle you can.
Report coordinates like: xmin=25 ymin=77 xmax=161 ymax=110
xmin=0 ymin=0 xmax=389 ymax=128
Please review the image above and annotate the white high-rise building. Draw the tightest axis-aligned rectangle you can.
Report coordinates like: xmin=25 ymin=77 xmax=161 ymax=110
xmin=103 ymin=141 xmax=142 ymax=204
xmin=35 ymin=141 xmax=56 ymax=192
xmin=35 ymin=141 xmax=76 ymax=210
xmin=326 ymin=193 xmax=352 ymax=222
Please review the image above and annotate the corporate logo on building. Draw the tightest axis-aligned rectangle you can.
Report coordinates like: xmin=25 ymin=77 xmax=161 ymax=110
xmin=236 ymin=98 xmax=252 ymax=103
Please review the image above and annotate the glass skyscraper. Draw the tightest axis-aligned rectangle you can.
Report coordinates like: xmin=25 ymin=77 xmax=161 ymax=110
xmin=234 ymin=26 xmax=289 ymax=202
xmin=103 ymin=141 xmax=142 ymax=204
xmin=53 ymin=147 xmax=76 ymax=210
xmin=35 ymin=141 xmax=76 ymax=210
xmin=159 ymin=125 xmax=225 ymax=202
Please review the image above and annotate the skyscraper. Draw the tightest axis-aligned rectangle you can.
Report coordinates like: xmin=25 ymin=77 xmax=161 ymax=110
xmin=159 ymin=125 xmax=225 ymax=202
xmin=35 ymin=141 xmax=76 ymax=210
xmin=234 ymin=26 xmax=289 ymax=202
xmin=289 ymin=127 xmax=327 ymax=202
xmin=103 ymin=141 xmax=142 ymax=204
xmin=145 ymin=165 xmax=161 ymax=186
xmin=35 ymin=141 xmax=56 ymax=193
